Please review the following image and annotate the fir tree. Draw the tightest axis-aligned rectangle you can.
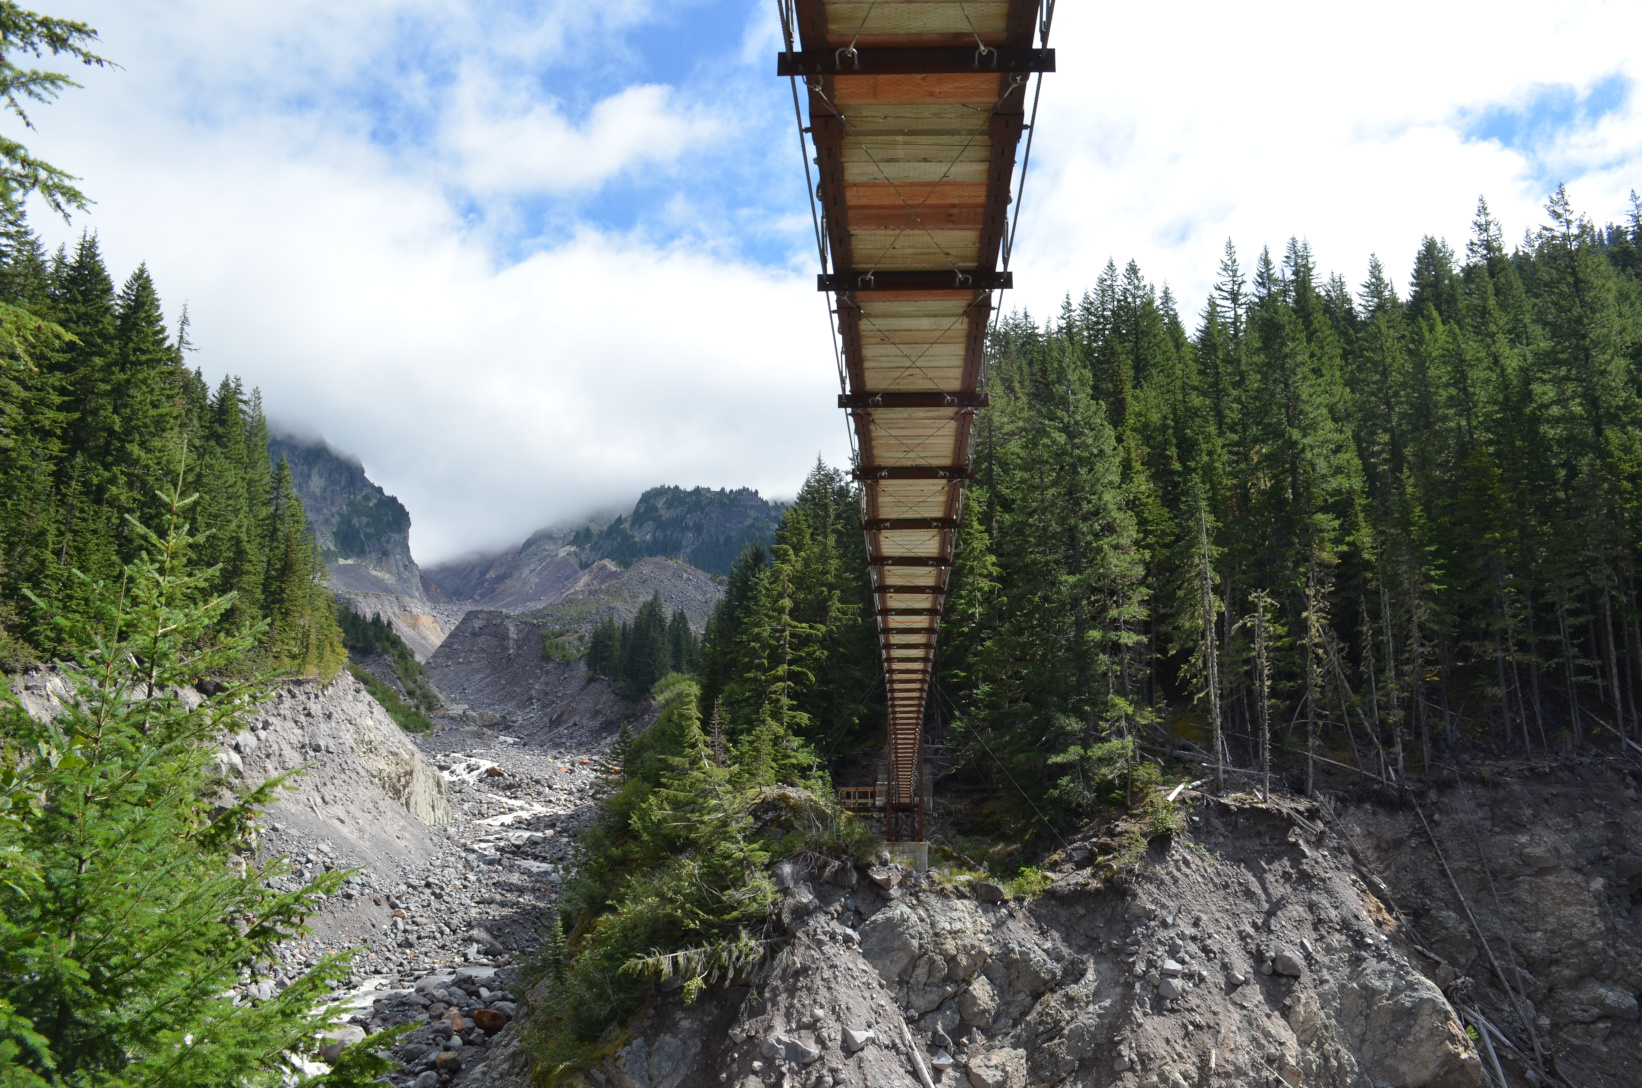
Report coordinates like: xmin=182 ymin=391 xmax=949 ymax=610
xmin=0 ymin=482 xmax=386 ymax=1086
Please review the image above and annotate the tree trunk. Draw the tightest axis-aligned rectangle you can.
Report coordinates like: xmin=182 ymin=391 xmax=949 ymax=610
xmin=1558 ymin=597 xmax=1582 ymax=745
xmin=1525 ymin=586 xmax=1546 ymax=749
xmin=1253 ymin=591 xmax=1272 ymax=803
xmin=1361 ymin=596 xmax=1385 ymax=780
xmin=1381 ymin=579 xmax=1405 ymax=778
xmin=1200 ymin=509 xmax=1224 ymax=793
xmin=1603 ymin=583 xmax=1625 ymax=741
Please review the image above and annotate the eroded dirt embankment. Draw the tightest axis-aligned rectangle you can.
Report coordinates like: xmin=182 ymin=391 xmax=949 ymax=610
xmin=1339 ymin=760 xmax=1642 ymax=1088
xmin=467 ymin=796 xmax=1483 ymax=1088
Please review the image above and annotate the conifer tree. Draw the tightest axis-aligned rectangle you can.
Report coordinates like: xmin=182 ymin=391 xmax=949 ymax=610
xmin=0 ymin=481 xmax=383 ymax=1086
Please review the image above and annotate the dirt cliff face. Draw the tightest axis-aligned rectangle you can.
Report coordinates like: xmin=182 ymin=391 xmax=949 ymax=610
xmin=478 ymin=797 xmax=1488 ymax=1088
xmin=236 ymin=672 xmax=451 ymax=837
xmin=426 ymin=610 xmax=640 ymax=747
xmin=1340 ymin=761 xmax=1642 ymax=1087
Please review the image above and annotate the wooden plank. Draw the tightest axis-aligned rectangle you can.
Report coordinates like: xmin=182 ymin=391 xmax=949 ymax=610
xmin=849 ymin=204 xmax=985 ymax=230
xmin=844 ymin=135 xmax=994 ymax=162
xmin=823 ymin=1 xmax=1010 ymax=38
xmin=833 ymin=73 xmax=1001 ymax=105
xmin=845 ymin=180 xmax=989 ymax=205
xmin=844 ymin=111 xmax=998 ymax=137
xmin=843 ymin=160 xmax=990 ymax=185
xmin=858 ymin=372 xmax=967 ymax=393
xmin=849 ymin=235 xmax=981 ymax=269
xmin=859 ymin=323 xmax=970 ymax=343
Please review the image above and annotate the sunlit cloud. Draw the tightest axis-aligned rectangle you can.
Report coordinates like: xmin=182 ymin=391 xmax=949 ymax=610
xmin=22 ymin=0 xmax=1642 ymax=562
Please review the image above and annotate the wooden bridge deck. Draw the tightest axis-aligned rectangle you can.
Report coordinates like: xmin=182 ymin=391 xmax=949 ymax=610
xmin=779 ymin=0 xmax=1053 ymax=841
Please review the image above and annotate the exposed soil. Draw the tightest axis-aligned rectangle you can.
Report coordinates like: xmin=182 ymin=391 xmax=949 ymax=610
xmin=426 ymin=610 xmax=640 ymax=742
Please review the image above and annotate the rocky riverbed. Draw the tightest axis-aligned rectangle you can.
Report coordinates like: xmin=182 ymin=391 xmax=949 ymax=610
xmin=225 ymin=671 xmax=633 ymax=1085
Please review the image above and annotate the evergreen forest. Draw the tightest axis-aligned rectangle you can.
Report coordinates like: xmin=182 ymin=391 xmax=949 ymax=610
xmin=584 ymin=592 xmax=705 ymax=699
xmin=0 ymin=217 xmax=344 ymax=679
xmin=688 ymin=189 xmax=1642 ymax=834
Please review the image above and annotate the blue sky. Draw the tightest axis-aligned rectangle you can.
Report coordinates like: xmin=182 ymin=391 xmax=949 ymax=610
xmin=23 ymin=0 xmax=1642 ymax=561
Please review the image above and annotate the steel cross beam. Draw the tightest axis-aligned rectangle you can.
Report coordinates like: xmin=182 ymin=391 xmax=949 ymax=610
xmin=778 ymin=47 xmax=1054 ymax=77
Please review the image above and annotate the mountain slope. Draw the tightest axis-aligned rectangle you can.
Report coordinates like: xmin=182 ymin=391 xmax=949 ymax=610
xmin=269 ymin=433 xmax=460 ymax=659
xmin=269 ymin=434 xmax=422 ymax=597
xmin=423 ymin=485 xmax=779 ymax=612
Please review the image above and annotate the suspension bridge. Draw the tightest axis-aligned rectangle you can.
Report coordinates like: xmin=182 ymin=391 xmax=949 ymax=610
xmin=777 ymin=0 xmax=1055 ymax=856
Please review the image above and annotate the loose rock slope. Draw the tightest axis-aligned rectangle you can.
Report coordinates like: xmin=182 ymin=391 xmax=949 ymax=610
xmin=220 ymin=671 xmax=1642 ymax=1088
xmin=481 ymin=795 xmax=1484 ymax=1088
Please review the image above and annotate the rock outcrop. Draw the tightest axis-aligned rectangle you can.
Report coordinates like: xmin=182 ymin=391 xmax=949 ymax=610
xmin=270 ymin=432 xmax=457 ymax=658
xmin=422 ymin=484 xmax=782 ymax=610
xmin=474 ymin=798 xmax=1483 ymax=1088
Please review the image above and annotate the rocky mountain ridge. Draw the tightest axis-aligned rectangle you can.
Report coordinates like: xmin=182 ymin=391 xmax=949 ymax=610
xmin=271 ymin=434 xmax=762 ymax=660
xmin=269 ymin=433 xmax=461 ymax=660
xmin=423 ymin=484 xmax=779 ymax=611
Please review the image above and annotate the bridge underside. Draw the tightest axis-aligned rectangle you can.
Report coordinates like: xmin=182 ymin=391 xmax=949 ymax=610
xmin=785 ymin=0 xmax=1049 ymax=841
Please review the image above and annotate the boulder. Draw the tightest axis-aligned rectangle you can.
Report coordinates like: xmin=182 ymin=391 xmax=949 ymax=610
xmin=972 ymin=881 xmax=1007 ymax=904
xmin=843 ymin=1027 xmax=877 ymax=1053
xmin=957 ymin=975 xmax=999 ymax=1027
xmin=1340 ymin=960 xmax=1482 ymax=1088
xmin=1271 ymin=948 xmax=1305 ymax=978
xmin=610 ymin=1037 xmax=652 ymax=1088
xmin=907 ymin=952 xmax=955 ymax=1013
xmin=648 ymin=1034 xmax=690 ymax=1088
xmin=867 ymin=864 xmax=903 ymax=891
xmin=859 ymin=903 xmax=929 ymax=983
xmin=433 ymin=1051 xmax=463 ymax=1073
xmin=472 ymin=1008 xmax=509 ymax=1032
xmin=966 ymin=1047 xmax=1026 ymax=1088
xmin=982 ymin=934 xmax=1060 ymax=996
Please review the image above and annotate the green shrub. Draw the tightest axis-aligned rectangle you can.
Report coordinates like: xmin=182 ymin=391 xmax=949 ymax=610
xmin=347 ymin=662 xmax=433 ymax=733
xmin=541 ymin=630 xmax=582 ymax=663
xmin=1004 ymin=866 xmax=1054 ymax=898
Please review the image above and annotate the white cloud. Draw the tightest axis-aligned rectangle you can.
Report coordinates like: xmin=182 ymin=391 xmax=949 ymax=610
xmin=447 ymin=76 xmax=721 ymax=195
xmin=1011 ymin=0 xmax=1642 ymax=315
xmin=26 ymin=0 xmax=842 ymax=563
xmin=18 ymin=0 xmax=1642 ymax=565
